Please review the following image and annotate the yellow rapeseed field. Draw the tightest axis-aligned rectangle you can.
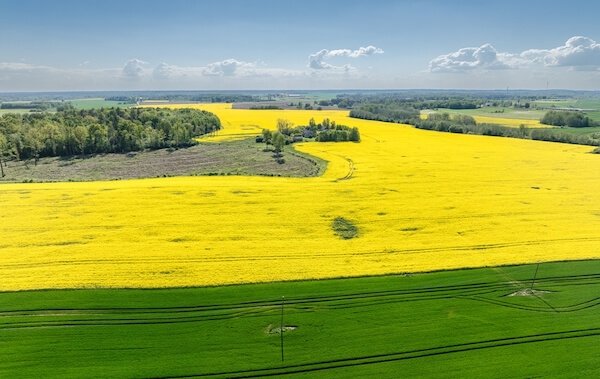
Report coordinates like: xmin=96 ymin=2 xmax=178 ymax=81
xmin=470 ymin=115 xmax=544 ymax=128
xmin=419 ymin=110 xmax=545 ymax=128
xmin=1 ymin=104 xmax=599 ymax=290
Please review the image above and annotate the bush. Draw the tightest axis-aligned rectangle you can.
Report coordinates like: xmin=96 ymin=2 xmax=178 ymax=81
xmin=332 ymin=217 xmax=358 ymax=239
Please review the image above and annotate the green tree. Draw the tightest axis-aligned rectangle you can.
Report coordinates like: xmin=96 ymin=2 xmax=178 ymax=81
xmin=72 ymin=125 xmax=89 ymax=157
xmin=276 ymin=119 xmax=294 ymax=135
xmin=262 ymin=129 xmax=272 ymax=149
xmin=272 ymin=131 xmax=285 ymax=155
xmin=24 ymin=127 xmax=44 ymax=165
xmin=88 ymin=123 xmax=109 ymax=153
xmin=0 ymin=133 xmax=7 ymax=177
xmin=349 ymin=127 xmax=361 ymax=142
xmin=40 ymin=121 xmax=61 ymax=156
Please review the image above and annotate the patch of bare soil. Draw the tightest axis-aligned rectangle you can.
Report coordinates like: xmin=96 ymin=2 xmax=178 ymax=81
xmin=266 ymin=324 xmax=298 ymax=334
xmin=506 ymin=288 xmax=551 ymax=297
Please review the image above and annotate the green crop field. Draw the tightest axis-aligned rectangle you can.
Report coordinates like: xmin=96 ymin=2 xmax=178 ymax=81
xmin=1 ymin=260 xmax=598 ymax=378
xmin=533 ymin=98 xmax=600 ymax=122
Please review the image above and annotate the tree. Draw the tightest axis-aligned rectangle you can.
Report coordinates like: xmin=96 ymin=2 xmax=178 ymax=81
xmin=272 ymin=131 xmax=285 ymax=155
xmin=24 ymin=127 xmax=44 ymax=165
xmin=349 ymin=127 xmax=361 ymax=142
xmin=88 ymin=123 xmax=109 ymax=153
xmin=276 ymin=119 xmax=293 ymax=135
xmin=0 ymin=133 xmax=7 ymax=177
xmin=40 ymin=121 xmax=61 ymax=156
xmin=72 ymin=125 xmax=89 ymax=157
xmin=262 ymin=129 xmax=272 ymax=148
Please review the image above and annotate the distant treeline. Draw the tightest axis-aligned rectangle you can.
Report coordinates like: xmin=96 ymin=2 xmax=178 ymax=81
xmin=0 ymin=102 xmax=61 ymax=111
xmin=105 ymin=96 xmax=139 ymax=103
xmin=350 ymin=106 xmax=600 ymax=147
xmin=540 ymin=110 xmax=598 ymax=128
xmin=249 ymin=105 xmax=283 ymax=110
xmin=0 ymin=107 xmax=221 ymax=162
xmin=413 ymin=113 xmax=600 ymax=147
xmin=334 ymin=94 xmax=535 ymax=111
xmin=349 ymin=104 xmax=420 ymax=123
xmin=104 ymin=94 xmax=264 ymax=104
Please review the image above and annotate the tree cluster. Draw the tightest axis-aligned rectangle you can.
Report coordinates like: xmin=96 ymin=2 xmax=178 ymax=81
xmin=411 ymin=113 xmax=600 ymax=147
xmin=0 ymin=107 xmax=221 ymax=163
xmin=540 ymin=110 xmax=597 ymax=128
xmin=258 ymin=118 xmax=360 ymax=146
xmin=349 ymin=104 xmax=420 ymax=123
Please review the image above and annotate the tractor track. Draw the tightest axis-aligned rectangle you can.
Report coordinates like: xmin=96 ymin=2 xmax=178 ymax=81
xmin=147 ymin=328 xmax=600 ymax=378
xmin=1 ymin=272 xmax=598 ymax=330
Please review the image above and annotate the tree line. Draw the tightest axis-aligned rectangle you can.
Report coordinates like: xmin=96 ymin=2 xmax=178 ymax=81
xmin=413 ymin=113 xmax=600 ymax=147
xmin=540 ymin=110 xmax=598 ymax=128
xmin=349 ymin=104 xmax=420 ymax=123
xmin=0 ymin=107 xmax=221 ymax=166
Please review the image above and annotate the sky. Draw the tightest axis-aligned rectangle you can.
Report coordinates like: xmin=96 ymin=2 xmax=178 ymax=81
xmin=0 ymin=0 xmax=599 ymax=91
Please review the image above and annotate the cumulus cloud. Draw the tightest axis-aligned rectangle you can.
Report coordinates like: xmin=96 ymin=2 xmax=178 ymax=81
xmin=525 ymin=36 xmax=600 ymax=69
xmin=122 ymin=59 xmax=148 ymax=78
xmin=429 ymin=44 xmax=510 ymax=72
xmin=308 ymin=45 xmax=384 ymax=70
xmin=430 ymin=36 xmax=600 ymax=73
xmin=203 ymin=58 xmax=255 ymax=76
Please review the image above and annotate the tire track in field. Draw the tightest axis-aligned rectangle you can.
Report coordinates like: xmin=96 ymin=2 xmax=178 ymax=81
xmin=461 ymin=295 xmax=600 ymax=313
xmin=1 ymin=273 xmax=598 ymax=330
xmin=147 ymin=328 xmax=600 ymax=378
xmin=5 ymin=236 xmax=600 ymax=269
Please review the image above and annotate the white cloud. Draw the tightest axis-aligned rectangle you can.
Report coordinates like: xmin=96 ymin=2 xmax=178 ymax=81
xmin=203 ymin=58 xmax=255 ymax=76
xmin=308 ymin=45 xmax=384 ymax=70
xmin=429 ymin=44 xmax=509 ymax=72
xmin=0 ymin=62 xmax=56 ymax=72
xmin=122 ymin=59 xmax=148 ymax=78
xmin=527 ymin=36 xmax=600 ymax=69
xmin=430 ymin=36 xmax=600 ymax=73
xmin=153 ymin=60 xmax=304 ymax=81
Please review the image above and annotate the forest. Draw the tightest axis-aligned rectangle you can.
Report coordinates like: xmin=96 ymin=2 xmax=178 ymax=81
xmin=0 ymin=107 xmax=221 ymax=163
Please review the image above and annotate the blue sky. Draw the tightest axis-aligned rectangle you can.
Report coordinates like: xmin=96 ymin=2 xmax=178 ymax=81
xmin=1 ymin=0 xmax=599 ymax=91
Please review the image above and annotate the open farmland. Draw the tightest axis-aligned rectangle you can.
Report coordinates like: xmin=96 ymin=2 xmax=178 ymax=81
xmin=1 ymin=104 xmax=600 ymax=290
xmin=1 ymin=260 xmax=599 ymax=378
xmin=420 ymin=109 xmax=547 ymax=128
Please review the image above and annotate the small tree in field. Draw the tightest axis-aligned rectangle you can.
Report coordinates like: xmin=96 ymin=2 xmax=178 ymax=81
xmin=262 ymin=129 xmax=272 ymax=149
xmin=272 ymin=131 xmax=285 ymax=156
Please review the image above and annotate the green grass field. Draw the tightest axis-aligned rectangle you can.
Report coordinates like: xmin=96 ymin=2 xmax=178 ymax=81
xmin=1 ymin=260 xmax=598 ymax=378
xmin=533 ymin=98 xmax=600 ymax=122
